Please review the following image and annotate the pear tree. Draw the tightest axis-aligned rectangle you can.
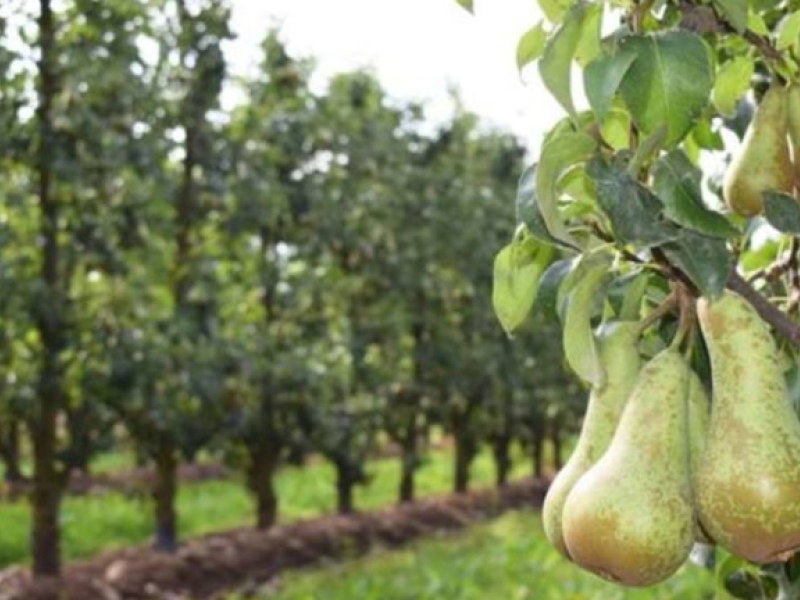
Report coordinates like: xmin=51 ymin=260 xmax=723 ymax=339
xmin=458 ymin=0 xmax=800 ymax=595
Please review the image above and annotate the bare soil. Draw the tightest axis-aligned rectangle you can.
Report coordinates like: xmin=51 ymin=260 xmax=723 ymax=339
xmin=0 ymin=478 xmax=548 ymax=600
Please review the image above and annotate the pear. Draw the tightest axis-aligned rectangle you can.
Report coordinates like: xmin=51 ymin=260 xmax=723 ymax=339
xmin=687 ymin=369 xmax=713 ymax=544
xmin=786 ymin=84 xmax=800 ymax=192
xmin=723 ymin=84 xmax=793 ymax=217
xmin=542 ymin=321 xmax=642 ymax=558
xmin=696 ymin=291 xmax=800 ymax=563
xmin=561 ymin=349 xmax=695 ymax=586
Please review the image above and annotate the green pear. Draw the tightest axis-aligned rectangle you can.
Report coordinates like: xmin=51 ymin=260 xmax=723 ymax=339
xmin=723 ymin=84 xmax=793 ymax=217
xmin=687 ymin=368 xmax=712 ymax=544
xmin=542 ymin=321 xmax=642 ymax=558
xmin=561 ymin=349 xmax=695 ymax=586
xmin=696 ymin=291 xmax=800 ymax=563
xmin=786 ymin=84 xmax=800 ymax=191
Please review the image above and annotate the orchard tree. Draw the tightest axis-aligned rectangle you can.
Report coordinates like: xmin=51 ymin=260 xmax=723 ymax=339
xmin=459 ymin=0 xmax=800 ymax=594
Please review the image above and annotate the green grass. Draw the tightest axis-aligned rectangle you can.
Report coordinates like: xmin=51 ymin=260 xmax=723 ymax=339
xmin=0 ymin=444 xmax=533 ymax=568
xmin=250 ymin=511 xmax=715 ymax=600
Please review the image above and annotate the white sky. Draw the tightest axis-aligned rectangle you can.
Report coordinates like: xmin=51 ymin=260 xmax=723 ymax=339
xmin=226 ymin=0 xmax=562 ymax=152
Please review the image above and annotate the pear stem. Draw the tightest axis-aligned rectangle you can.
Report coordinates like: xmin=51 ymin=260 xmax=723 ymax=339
xmin=671 ymin=284 xmax=696 ymax=351
xmin=636 ymin=292 xmax=677 ymax=336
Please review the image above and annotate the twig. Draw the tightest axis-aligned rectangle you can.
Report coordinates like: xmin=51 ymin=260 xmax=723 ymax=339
xmin=727 ymin=272 xmax=800 ymax=346
xmin=637 ymin=291 xmax=678 ymax=335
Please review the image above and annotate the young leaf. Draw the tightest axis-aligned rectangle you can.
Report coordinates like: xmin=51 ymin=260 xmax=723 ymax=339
xmin=600 ymin=106 xmax=632 ymax=150
xmin=713 ymin=56 xmax=754 ymax=118
xmin=586 ymin=156 xmax=679 ymax=246
xmin=492 ymin=237 xmax=554 ymax=334
xmin=652 ymin=150 xmax=738 ymax=238
xmin=562 ymin=253 xmax=611 ymax=386
xmin=517 ymin=23 xmax=548 ymax=72
xmin=778 ymin=11 xmax=800 ymax=52
xmin=575 ymin=4 xmax=603 ymax=66
xmin=516 ymin=164 xmax=574 ymax=248
xmin=455 ymin=0 xmax=474 ymax=13
xmin=607 ymin=270 xmax=651 ymax=320
xmin=618 ymin=31 xmax=713 ymax=147
xmin=713 ymin=0 xmax=748 ymax=33
xmin=661 ymin=230 xmax=732 ymax=300
xmin=535 ymin=258 xmax=575 ymax=321
xmin=535 ymin=131 xmax=596 ymax=246
xmin=584 ymin=48 xmax=637 ymax=121
xmin=539 ymin=5 xmax=586 ymax=115
xmin=763 ymin=191 xmax=800 ymax=234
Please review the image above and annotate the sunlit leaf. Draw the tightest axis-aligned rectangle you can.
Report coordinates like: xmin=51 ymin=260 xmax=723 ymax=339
xmin=584 ymin=48 xmax=637 ymax=121
xmin=575 ymin=4 xmax=603 ymax=66
xmin=517 ymin=23 xmax=548 ymax=72
xmin=714 ymin=0 xmax=748 ymax=33
xmin=539 ymin=5 xmax=587 ymax=114
xmin=713 ymin=56 xmax=754 ymax=118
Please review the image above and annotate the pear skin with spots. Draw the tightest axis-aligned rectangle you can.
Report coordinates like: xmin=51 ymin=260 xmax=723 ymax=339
xmin=687 ymin=368 xmax=712 ymax=544
xmin=561 ymin=349 xmax=695 ymax=586
xmin=723 ymin=84 xmax=793 ymax=217
xmin=697 ymin=291 xmax=800 ymax=563
xmin=787 ymin=84 xmax=800 ymax=192
xmin=542 ymin=322 xmax=642 ymax=558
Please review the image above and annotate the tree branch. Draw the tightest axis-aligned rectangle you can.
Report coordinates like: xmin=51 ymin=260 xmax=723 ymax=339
xmin=727 ymin=271 xmax=800 ymax=346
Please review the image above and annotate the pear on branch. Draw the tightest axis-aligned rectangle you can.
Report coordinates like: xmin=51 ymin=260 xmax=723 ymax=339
xmin=696 ymin=291 xmax=800 ymax=563
xmin=723 ymin=84 xmax=793 ymax=217
xmin=786 ymin=83 xmax=800 ymax=193
xmin=561 ymin=349 xmax=695 ymax=586
xmin=542 ymin=321 xmax=642 ymax=558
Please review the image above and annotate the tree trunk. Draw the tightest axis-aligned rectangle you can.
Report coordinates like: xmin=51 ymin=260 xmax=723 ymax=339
xmin=2 ymin=421 xmax=23 ymax=483
xmin=152 ymin=441 xmax=178 ymax=553
xmin=31 ymin=0 xmax=64 ymax=579
xmin=398 ymin=436 xmax=416 ymax=504
xmin=335 ymin=463 xmax=355 ymax=515
xmin=247 ymin=443 xmax=280 ymax=530
xmin=492 ymin=435 xmax=512 ymax=488
xmin=532 ymin=433 xmax=544 ymax=479
xmin=453 ymin=432 xmax=472 ymax=494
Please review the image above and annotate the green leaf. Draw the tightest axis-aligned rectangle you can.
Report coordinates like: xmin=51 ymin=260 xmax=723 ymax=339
xmin=584 ymin=48 xmax=638 ymax=122
xmin=748 ymin=12 xmax=769 ymax=35
xmin=661 ymin=230 xmax=732 ymax=300
xmin=764 ymin=191 xmax=800 ymax=234
xmin=516 ymin=164 xmax=573 ymax=248
xmin=538 ymin=0 xmax=575 ymax=23
xmin=517 ymin=23 xmax=548 ymax=72
xmin=778 ymin=11 xmax=800 ymax=51
xmin=575 ymin=4 xmax=603 ymax=66
xmin=714 ymin=0 xmax=748 ymax=33
xmin=606 ymin=270 xmax=650 ymax=319
xmin=539 ymin=5 xmax=586 ymax=114
xmin=713 ymin=56 xmax=754 ymax=118
xmin=652 ymin=150 xmax=738 ymax=238
xmin=600 ymin=106 xmax=632 ymax=150
xmin=535 ymin=131 xmax=596 ymax=246
xmin=492 ymin=237 xmax=554 ymax=334
xmin=535 ymin=259 xmax=575 ymax=321
xmin=586 ymin=156 xmax=679 ymax=246
xmin=562 ymin=253 xmax=611 ymax=386
xmin=455 ymin=0 xmax=474 ymax=13
xmin=618 ymin=31 xmax=713 ymax=147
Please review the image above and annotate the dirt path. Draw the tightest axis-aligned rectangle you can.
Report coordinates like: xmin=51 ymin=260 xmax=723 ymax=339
xmin=1 ymin=477 xmax=548 ymax=600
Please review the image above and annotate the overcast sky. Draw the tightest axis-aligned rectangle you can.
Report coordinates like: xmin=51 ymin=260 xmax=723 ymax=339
xmin=226 ymin=0 xmax=561 ymax=151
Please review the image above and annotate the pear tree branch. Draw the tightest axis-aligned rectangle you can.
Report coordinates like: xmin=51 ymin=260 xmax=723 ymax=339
xmin=727 ymin=271 xmax=800 ymax=346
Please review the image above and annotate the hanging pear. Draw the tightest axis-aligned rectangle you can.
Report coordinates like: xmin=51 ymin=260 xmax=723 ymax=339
xmin=687 ymin=368 xmax=712 ymax=544
xmin=561 ymin=349 xmax=695 ymax=586
xmin=696 ymin=291 xmax=800 ymax=563
xmin=723 ymin=84 xmax=793 ymax=217
xmin=542 ymin=321 xmax=642 ymax=558
xmin=786 ymin=84 xmax=800 ymax=192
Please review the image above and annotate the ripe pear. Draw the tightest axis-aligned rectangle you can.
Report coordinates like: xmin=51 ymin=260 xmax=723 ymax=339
xmin=696 ymin=291 xmax=800 ymax=563
xmin=786 ymin=84 xmax=800 ymax=191
xmin=687 ymin=369 xmax=712 ymax=544
xmin=561 ymin=349 xmax=695 ymax=586
xmin=723 ymin=84 xmax=793 ymax=217
xmin=542 ymin=321 xmax=642 ymax=558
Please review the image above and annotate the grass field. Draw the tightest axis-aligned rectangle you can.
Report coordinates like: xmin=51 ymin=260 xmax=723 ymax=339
xmin=250 ymin=511 xmax=715 ymax=600
xmin=0 ymin=444 xmax=533 ymax=568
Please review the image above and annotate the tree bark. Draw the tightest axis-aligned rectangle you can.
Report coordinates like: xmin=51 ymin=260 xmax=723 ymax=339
xmin=492 ymin=435 xmax=512 ymax=488
xmin=247 ymin=443 xmax=280 ymax=530
xmin=532 ymin=433 xmax=544 ymax=479
xmin=453 ymin=430 xmax=473 ymax=494
xmin=398 ymin=436 xmax=416 ymax=504
xmin=335 ymin=463 xmax=355 ymax=515
xmin=31 ymin=0 xmax=65 ymax=579
xmin=152 ymin=441 xmax=178 ymax=553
